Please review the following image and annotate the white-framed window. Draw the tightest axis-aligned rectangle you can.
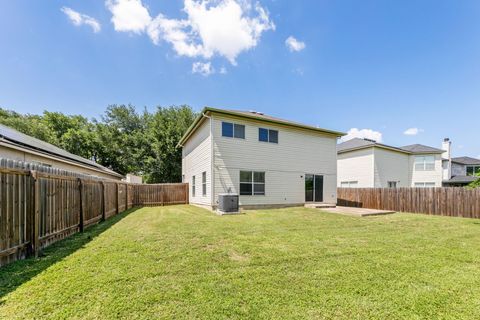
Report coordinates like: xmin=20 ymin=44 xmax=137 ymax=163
xmin=414 ymin=182 xmax=436 ymax=188
xmin=388 ymin=181 xmax=397 ymax=188
xmin=192 ymin=176 xmax=196 ymax=197
xmin=258 ymin=128 xmax=279 ymax=143
xmin=222 ymin=122 xmax=245 ymax=139
xmin=415 ymin=156 xmax=435 ymax=171
xmin=466 ymin=166 xmax=480 ymax=176
xmin=340 ymin=181 xmax=358 ymax=188
xmin=202 ymin=171 xmax=207 ymax=196
xmin=240 ymin=171 xmax=265 ymax=195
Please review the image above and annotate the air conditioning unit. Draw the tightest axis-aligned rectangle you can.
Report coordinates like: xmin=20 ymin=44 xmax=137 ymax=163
xmin=218 ymin=193 xmax=239 ymax=214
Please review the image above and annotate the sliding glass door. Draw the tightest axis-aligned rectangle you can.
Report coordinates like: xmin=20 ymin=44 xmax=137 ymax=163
xmin=305 ymin=174 xmax=324 ymax=202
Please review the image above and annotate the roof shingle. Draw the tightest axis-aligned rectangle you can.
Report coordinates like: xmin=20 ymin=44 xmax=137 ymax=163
xmin=451 ymin=156 xmax=480 ymax=165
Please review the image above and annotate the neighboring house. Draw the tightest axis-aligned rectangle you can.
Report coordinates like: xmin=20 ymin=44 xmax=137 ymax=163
xmin=178 ymin=107 xmax=345 ymax=210
xmin=0 ymin=123 xmax=123 ymax=180
xmin=442 ymin=139 xmax=480 ymax=186
xmin=337 ymin=138 xmax=444 ymax=188
xmin=124 ymin=173 xmax=143 ymax=184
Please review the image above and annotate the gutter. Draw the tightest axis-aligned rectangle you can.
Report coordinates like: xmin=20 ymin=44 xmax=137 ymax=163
xmin=176 ymin=111 xmax=210 ymax=148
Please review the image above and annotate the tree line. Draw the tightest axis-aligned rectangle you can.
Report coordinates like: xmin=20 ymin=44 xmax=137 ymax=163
xmin=0 ymin=105 xmax=197 ymax=183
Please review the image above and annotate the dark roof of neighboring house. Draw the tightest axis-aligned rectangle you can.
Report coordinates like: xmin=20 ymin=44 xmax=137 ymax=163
xmin=337 ymin=138 xmax=444 ymax=155
xmin=443 ymin=175 xmax=478 ymax=184
xmin=0 ymin=124 xmax=123 ymax=178
xmin=451 ymin=156 xmax=480 ymax=165
xmin=400 ymin=144 xmax=445 ymax=154
xmin=178 ymin=107 xmax=346 ymax=146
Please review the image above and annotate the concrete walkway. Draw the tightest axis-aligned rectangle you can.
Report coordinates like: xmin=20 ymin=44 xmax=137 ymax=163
xmin=322 ymin=206 xmax=396 ymax=217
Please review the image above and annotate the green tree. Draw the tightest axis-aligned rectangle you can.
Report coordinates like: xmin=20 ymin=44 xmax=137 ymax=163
xmin=0 ymin=109 xmax=57 ymax=144
xmin=143 ymin=105 xmax=196 ymax=183
xmin=42 ymin=111 xmax=97 ymax=159
xmin=94 ymin=104 xmax=151 ymax=175
xmin=467 ymin=173 xmax=480 ymax=189
xmin=0 ymin=104 xmax=197 ymax=182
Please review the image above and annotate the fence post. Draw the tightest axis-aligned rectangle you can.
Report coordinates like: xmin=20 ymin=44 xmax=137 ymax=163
xmin=78 ymin=178 xmax=84 ymax=232
xmin=125 ymin=184 xmax=129 ymax=210
xmin=161 ymin=185 xmax=164 ymax=206
xmin=100 ymin=181 xmax=106 ymax=221
xmin=185 ymin=183 xmax=189 ymax=204
xmin=116 ymin=182 xmax=120 ymax=215
xmin=31 ymin=171 xmax=40 ymax=258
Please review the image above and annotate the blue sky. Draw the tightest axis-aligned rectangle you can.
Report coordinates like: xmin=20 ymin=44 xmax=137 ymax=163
xmin=1 ymin=0 xmax=479 ymax=157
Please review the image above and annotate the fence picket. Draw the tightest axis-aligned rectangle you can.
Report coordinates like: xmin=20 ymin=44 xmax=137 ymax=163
xmin=0 ymin=159 xmax=188 ymax=267
xmin=338 ymin=187 xmax=480 ymax=218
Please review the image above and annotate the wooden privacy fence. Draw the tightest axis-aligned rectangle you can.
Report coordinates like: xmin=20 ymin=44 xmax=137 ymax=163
xmin=133 ymin=183 xmax=189 ymax=206
xmin=338 ymin=187 xmax=480 ymax=219
xmin=0 ymin=161 xmax=188 ymax=267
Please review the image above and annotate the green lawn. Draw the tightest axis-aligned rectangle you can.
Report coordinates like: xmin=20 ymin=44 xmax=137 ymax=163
xmin=1 ymin=206 xmax=480 ymax=319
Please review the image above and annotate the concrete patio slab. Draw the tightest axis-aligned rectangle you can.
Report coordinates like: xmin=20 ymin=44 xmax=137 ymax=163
xmin=321 ymin=206 xmax=396 ymax=217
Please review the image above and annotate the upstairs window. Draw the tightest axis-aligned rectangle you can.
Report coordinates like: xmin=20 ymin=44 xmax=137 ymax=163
xmin=202 ymin=172 xmax=207 ymax=196
xmin=222 ymin=122 xmax=245 ymax=139
xmin=240 ymin=171 xmax=265 ymax=196
xmin=258 ymin=128 xmax=278 ymax=143
xmin=192 ymin=176 xmax=196 ymax=197
xmin=415 ymin=156 xmax=435 ymax=171
xmin=466 ymin=166 xmax=480 ymax=176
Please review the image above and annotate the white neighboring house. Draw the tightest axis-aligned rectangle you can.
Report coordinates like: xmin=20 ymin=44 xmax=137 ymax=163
xmin=178 ymin=107 xmax=345 ymax=210
xmin=337 ymin=138 xmax=444 ymax=188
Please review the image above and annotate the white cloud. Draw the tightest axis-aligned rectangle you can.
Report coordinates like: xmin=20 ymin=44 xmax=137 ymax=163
xmin=108 ymin=0 xmax=275 ymax=65
xmin=340 ymin=128 xmax=383 ymax=143
xmin=292 ymin=67 xmax=304 ymax=75
xmin=192 ymin=61 xmax=214 ymax=76
xmin=106 ymin=0 xmax=151 ymax=34
xmin=285 ymin=36 xmax=305 ymax=52
xmin=403 ymin=127 xmax=424 ymax=136
xmin=61 ymin=7 xmax=101 ymax=33
xmin=219 ymin=66 xmax=227 ymax=74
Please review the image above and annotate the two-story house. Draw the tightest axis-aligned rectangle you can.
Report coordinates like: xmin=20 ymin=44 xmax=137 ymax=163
xmin=178 ymin=107 xmax=345 ymax=210
xmin=337 ymin=138 xmax=444 ymax=188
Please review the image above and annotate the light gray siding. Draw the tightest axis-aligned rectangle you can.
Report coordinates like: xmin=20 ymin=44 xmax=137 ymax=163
xmin=337 ymin=148 xmax=374 ymax=187
xmin=452 ymin=162 xmax=466 ymax=177
xmin=211 ymin=114 xmax=338 ymax=207
xmin=373 ymin=148 xmax=409 ymax=187
xmin=338 ymin=147 xmax=443 ymax=188
xmin=408 ymin=154 xmax=443 ymax=187
xmin=182 ymin=118 xmax=212 ymax=206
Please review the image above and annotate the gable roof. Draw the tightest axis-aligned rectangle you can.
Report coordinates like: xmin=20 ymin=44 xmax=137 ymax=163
xmin=400 ymin=144 xmax=445 ymax=154
xmin=337 ymin=138 xmax=378 ymax=152
xmin=0 ymin=124 xmax=123 ymax=178
xmin=178 ymin=107 xmax=346 ymax=147
xmin=452 ymin=156 xmax=480 ymax=165
xmin=337 ymin=138 xmax=444 ymax=155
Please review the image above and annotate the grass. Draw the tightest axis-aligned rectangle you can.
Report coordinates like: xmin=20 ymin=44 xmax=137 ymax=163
xmin=1 ymin=205 xmax=480 ymax=319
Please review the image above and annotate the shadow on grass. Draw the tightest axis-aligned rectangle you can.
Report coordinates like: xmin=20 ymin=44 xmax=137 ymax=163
xmin=0 ymin=207 xmax=140 ymax=301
